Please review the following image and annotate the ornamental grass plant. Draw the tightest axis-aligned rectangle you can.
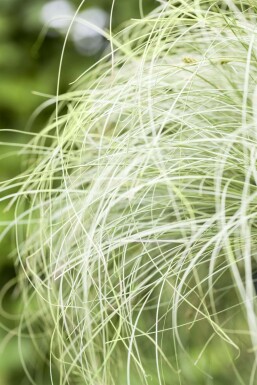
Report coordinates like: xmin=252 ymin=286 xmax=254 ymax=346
xmin=2 ymin=0 xmax=257 ymax=384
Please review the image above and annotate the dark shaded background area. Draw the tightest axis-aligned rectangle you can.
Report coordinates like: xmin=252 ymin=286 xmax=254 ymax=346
xmin=0 ymin=1 xmax=156 ymax=384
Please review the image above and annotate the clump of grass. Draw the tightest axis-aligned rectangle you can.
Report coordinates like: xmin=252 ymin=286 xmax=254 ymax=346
xmin=2 ymin=0 xmax=257 ymax=384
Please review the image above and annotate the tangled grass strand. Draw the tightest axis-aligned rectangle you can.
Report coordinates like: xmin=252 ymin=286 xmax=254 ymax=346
xmin=2 ymin=0 xmax=257 ymax=384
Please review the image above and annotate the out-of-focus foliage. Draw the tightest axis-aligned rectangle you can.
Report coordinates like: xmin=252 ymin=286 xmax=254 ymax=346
xmin=0 ymin=1 xmax=155 ymax=384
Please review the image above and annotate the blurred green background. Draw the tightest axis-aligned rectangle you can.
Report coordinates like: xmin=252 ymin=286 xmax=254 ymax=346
xmin=0 ymin=1 xmax=155 ymax=384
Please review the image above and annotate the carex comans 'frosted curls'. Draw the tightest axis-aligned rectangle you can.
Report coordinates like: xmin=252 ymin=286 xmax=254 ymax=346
xmin=3 ymin=0 xmax=257 ymax=384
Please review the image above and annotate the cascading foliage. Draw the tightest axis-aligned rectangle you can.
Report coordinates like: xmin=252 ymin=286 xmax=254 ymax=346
xmin=2 ymin=0 xmax=257 ymax=384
